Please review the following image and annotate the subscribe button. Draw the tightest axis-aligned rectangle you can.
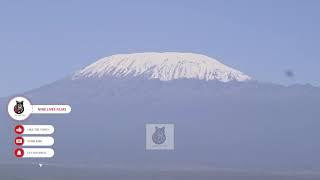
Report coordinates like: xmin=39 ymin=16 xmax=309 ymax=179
xmin=15 ymin=148 xmax=54 ymax=158
xmin=15 ymin=136 xmax=54 ymax=146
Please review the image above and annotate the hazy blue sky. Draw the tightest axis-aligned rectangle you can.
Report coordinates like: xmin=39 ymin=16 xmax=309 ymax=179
xmin=0 ymin=0 xmax=319 ymax=96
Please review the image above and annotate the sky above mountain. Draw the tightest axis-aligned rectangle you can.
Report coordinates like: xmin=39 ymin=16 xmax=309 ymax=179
xmin=0 ymin=0 xmax=320 ymax=96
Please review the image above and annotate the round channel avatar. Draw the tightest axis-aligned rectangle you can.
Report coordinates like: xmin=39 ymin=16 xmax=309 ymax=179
xmin=8 ymin=96 xmax=32 ymax=121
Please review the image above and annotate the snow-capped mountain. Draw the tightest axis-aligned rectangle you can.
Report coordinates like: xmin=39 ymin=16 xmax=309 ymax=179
xmin=0 ymin=52 xmax=320 ymax=173
xmin=72 ymin=52 xmax=252 ymax=82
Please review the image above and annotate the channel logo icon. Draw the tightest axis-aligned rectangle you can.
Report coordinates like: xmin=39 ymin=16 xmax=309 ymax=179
xmin=8 ymin=96 xmax=32 ymax=121
xmin=146 ymin=124 xmax=175 ymax=150
xmin=14 ymin=125 xmax=24 ymax=134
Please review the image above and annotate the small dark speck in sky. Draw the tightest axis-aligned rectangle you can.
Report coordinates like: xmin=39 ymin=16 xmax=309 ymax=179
xmin=285 ymin=70 xmax=295 ymax=78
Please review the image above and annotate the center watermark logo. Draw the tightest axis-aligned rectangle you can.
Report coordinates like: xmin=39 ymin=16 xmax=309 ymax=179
xmin=146 ymin=124 xmax=174 ymax=150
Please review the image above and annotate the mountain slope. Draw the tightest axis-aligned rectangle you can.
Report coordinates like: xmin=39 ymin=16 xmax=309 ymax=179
xmin=0 ymin=53 xmax=319 ymax=174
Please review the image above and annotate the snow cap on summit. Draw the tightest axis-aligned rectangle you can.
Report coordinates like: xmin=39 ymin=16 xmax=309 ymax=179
xmin=72 ymin=52 xmax=252 ymax=82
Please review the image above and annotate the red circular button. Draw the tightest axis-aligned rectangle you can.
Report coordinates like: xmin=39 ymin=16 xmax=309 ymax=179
xmin=14 ymin=125 xmax=24 ymax=134
xmin=14 ymin=137 xmax=24 ymax=146
xmin=15 ymin=148 xmax=24 ymax=158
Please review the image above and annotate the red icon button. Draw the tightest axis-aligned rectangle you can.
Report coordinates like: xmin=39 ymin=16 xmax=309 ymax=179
xmin=14 ymin=125 xmax=24 ymax=134
xmin=15 ymin=148 xmax=24 ymax=158
xmin=14 ymin=137 xmax=24 ymax=146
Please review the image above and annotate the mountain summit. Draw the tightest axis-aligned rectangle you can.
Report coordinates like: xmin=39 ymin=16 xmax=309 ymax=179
xmin=72 ymin=52 xmax=252 ymax=82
